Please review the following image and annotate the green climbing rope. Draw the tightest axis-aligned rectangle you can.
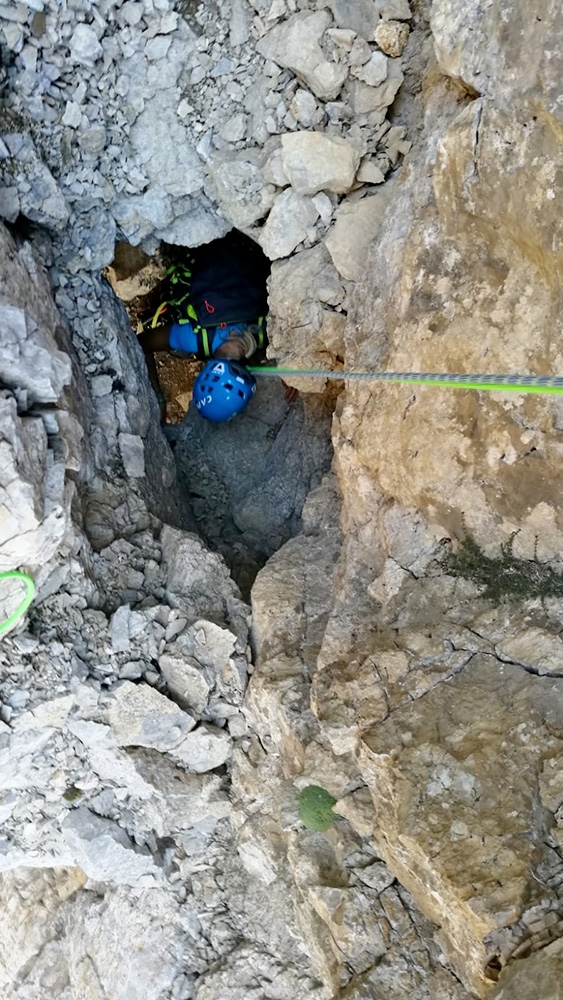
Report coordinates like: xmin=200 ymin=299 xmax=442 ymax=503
xmin=248 ymin=367 xmax=563 ymax=395
xmin=0 ymin=571 xmax=35 ymax=637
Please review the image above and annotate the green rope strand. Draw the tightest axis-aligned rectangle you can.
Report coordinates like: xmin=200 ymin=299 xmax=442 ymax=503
xmin=248 ymin=367 xmax=563 ymax=395
xmin=0 ymin=571 xmax=35 ymax=637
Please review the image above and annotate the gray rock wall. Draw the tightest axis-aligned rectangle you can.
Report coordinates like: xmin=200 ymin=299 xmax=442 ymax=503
xmin=242 ymin=0 xmax=563 ymax=997
xmin=3 ymin=0 xmax=563 ymax=998
xmin=0 ymin=224 xmax=84 ymax=584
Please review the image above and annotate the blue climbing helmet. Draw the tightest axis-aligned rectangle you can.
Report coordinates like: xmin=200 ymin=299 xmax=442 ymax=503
xmin=193 ymin=359 xmax=256 ymax=423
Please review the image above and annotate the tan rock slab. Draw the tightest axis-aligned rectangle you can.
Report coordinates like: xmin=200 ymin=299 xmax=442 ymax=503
xmin=325 ymin=186 xmax=395 ymax=281
xmin=356 ymin=655 xmax=563 ymax=995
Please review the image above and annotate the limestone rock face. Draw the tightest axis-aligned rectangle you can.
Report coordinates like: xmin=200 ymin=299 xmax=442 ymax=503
xmin=241 ymin=476 xmax=475 ymax=998
xmin=356 ymin=656 xmax=563 ymax=993
xmin=239 ymin=3 xmax=563 ymax=999
xmin=489 ymin=939 xmax=563 ymax=1000
xmin=0 ymin=304 xmax=70 ymax=406
xmin=0 ymin=133 xmax=69 ymax=231
xmin=267 ymin=244 xmax=346 ymax=388
xmin=325 ymin=185 xmax=397 ymax=281
xmin=431 ymin=0 xmax=563 ymax=121
xmin=0 ymin=226 xmax=84 ymax=578
xmin=295 ymin=0 xmax=563 ymax=993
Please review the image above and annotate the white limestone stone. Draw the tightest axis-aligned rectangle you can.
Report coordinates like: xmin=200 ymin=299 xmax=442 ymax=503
xmin=281 ymin=131 xmax=361 ymax=196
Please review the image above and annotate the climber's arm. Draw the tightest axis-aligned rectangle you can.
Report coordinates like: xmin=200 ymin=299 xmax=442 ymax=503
xmin=138 ymin=325 xmax=172 ymax=354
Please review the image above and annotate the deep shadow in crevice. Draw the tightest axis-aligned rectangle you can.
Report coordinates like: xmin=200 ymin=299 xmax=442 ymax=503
xmin=169 ymin=379 xmax=336 ymax=598
xmin=105 ymin=232 xmax=336 ymax=599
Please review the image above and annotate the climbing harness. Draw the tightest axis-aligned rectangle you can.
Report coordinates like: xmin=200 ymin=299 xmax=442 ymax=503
xmin=248 ymin=367 xmax=563 ymax=396
xmin=148 ymin=259 xmax=194 ymax=329
xmin=0 ymin=571 xmax=35 ymax=637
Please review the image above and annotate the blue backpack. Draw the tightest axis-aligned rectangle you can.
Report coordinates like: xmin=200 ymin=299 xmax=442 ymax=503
xmin=151 ymin=232 xmax=270 ymax=359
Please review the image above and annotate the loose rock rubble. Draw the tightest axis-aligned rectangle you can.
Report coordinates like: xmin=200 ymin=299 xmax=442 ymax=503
xmin=0 ymin=0 xmax=412 ymax=383
xmin=0 ymin=0 xmax=411 ymax=258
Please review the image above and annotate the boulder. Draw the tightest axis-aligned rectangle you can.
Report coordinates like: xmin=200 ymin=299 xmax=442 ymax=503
xmin=281 ymin=132 xmax=361 ymax=196
xmin=205 ymin=152 xmax=276 ymax=229
xmin=374 ymin=19 xmax=410 ymax=56
xmin=62 ymin=807 xmax=159 ymax=886
xmin=261 ymin=147 xmax=289 ymax=188
xmin=69 ymin=24 xmax=103 ymax=65
xmin=160 ymin=525 xmax=249 ymax=638
xmin=343 ymin=56 xmax=404 ymax=114
xmin=256 ymin=11 xmax=348 ymax=101
xmin=159 ymin=654 xmax=211 ymax=715
xmin=328 ymin=0 xmax=381 ymax=37
xmin=375 ymin=0 xmax=412 ymax=19
xmin=106 ymin=681 xmax=196 ymax=751
xmin=351 ymin=51 xmax=388 ymax=87
xmin=258 ymin=189 xmax=319 ymax=260
xmin=170 ymin=724 xmax=232 ymax=773
xmin=289 ymin=89 xmax=321 ymax=129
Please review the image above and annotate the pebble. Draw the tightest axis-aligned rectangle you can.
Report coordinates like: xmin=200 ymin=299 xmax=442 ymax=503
xmin=119 ymin=662 xmax=144 ymax=680
xmin=12 ymin=634 xmax=40 ymax=655
xmin=120 ymin=1 xmax=143 ymax=27
xmin=2 ymin=22 xmax=23 ymax=50
xmin=62 ymin=101 xmax=82 ymax=128
xmin=145 ymin=35 xmax=171 ymax=61
xmin=7 ymin=689 xmax=30 ymax=709
xmin=0 ymin=4 xmax=28 ymax=23
xmin=70 ymin=24 xmax=103 ymax=65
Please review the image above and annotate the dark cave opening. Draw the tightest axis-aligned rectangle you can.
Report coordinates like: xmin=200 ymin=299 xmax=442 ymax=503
xmin=106 ymin=231 xmax=336 ymax=598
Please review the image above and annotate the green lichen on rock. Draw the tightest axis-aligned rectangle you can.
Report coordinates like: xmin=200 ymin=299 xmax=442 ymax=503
xmin=448 ymin=536 xmax=563 ymax=602
xmin=298 ymin=785 xmax=337 ymax=832
xmin=63 ymin=785 xmax=82 ymax=802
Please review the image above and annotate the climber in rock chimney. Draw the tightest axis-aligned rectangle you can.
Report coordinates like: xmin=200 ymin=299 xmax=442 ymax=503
xmin=138 ymin=229 xmax=297 ymax=423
